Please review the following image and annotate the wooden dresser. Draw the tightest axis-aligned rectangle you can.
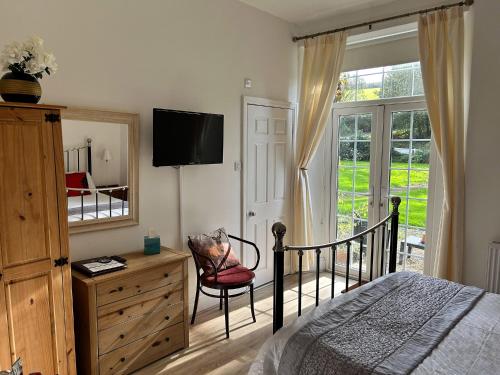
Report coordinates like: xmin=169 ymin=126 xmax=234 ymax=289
xmin=72 ymin=247 xmax=190 ymax=375
xmin=0 ymin=103 xmax=76 ymax=374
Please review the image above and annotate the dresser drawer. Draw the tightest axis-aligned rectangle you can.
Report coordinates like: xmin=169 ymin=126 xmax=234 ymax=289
xmin=98 ymin=300 xmax=184 ymax=354
xmin=96 ymin=262 xmax=183 ymax=306
xmin=99 ymin=322 xmax=185 ymax=375
xmin=97 ymin=282 xmax=183 ymax=331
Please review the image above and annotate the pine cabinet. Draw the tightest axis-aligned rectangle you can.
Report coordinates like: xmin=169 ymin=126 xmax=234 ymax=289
xmin=72 ymin=248 xmax=190 ymax=375
xmin=0 ymin=103 xmax=76 ymax=374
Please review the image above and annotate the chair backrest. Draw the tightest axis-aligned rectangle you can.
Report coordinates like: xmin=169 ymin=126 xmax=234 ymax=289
xmin=187 ymin=239 xmax=205 ymax=276
xmin=187 ymin=229 xmax=241 ymax=277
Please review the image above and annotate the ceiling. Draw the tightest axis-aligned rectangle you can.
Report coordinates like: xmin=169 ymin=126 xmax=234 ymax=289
xmin=238 ymin=0 xmax=399 ymax=24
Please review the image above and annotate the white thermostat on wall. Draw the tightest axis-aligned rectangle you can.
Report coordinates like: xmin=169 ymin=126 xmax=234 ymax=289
xmin=244 ymin=78 xmax=252 ymax=88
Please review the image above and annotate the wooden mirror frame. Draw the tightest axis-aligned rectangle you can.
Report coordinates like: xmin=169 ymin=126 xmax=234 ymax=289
xmin=62 ymin=107 xmax=139 ymax=234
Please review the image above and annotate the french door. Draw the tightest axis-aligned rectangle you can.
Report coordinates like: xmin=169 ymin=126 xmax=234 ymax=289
xmin=330 ymin=100 xmax=431 ymax=278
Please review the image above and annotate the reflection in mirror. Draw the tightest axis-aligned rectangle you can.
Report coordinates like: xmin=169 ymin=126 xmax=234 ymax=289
xmin=61 ymin=108 xmax=139 ymax=233
xmin=63 ymin=120 xmax=129 ymax=221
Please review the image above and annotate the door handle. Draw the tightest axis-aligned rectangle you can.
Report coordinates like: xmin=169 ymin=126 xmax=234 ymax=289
xmin=248 ymin=211 xmax=256 ymax=217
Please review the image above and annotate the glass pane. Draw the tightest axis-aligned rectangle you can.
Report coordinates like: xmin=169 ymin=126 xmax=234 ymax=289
xmin=409 ymin=170 xmax=429 ymax=199
xmin=391 ymin=111 xmax=411 ymax=139
xmin=353 ymin=196 xmax=369 ymax=221
xmin=408 ymin=199 xmax=426 ymax=228
xmin=339 ymin=142 xmax=355 ymax=165
xmin=337 ymin=62 xmax=424 ymax=103
xmin=338 ymin=168 xmax=354 ymax=193
xmin=413 ymin=111 xmax=431 ymax=139
xmin=354 ymin=168 xmax=369 ymax=193
xmin=339 ymin=115 xmax=355 ymax=140
xmin=390 ymin=169 xmax=409 ymax=197
xmin=356 ymin=142 xmax=371 ymax=164
xmin=336 ymin=216 xmax=352 ymax=241
xmin=356 ymin=74 xmax=382 ymax=101
xmin=413 ymin=68 xmax=424 ymax=96
xmin=357 ymin=114 xmax=372 ymax=140
xmin=411 ymin=141 xmax=431 ymax=166
xmin=338 ymin=77 xmax=357 ymax=103
xmin=391 ymin=141 xmax=410 ymax=164
xmin=383 ymin=68 xmax=413 ymax=98
xmin=337 ymin=192 xmax=353 ymax=216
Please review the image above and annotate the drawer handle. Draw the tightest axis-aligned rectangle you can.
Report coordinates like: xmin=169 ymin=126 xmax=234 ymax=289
xmin=164 ymin=294 xmax=169 ymax=299
xmin=118 ymin=310 xmax=124 ymax=315
xmin=165 ymin=337 xmax=170 ymax=342
xmin=152 ymin=341 xmax=161 ymax=347
xmin=120 ymin=357 xmax=126 ymax=362
xmin=165 ymin=316 xmax=170 ymax=321
xmin=118 ymin=287 xmax=123 ymax=292
xmin=120 ymin=334 xmax=125 ymax=339
xmin=164 ymin=273 xmax=169 ymax=278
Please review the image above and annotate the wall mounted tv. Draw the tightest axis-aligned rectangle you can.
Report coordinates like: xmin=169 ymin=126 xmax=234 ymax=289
xmin=153 ymin=108 xmax=224 ymax=167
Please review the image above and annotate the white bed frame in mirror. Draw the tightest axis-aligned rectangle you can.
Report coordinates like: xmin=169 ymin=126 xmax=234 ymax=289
xmin=62 ymin=107 xmax=139 ymax=233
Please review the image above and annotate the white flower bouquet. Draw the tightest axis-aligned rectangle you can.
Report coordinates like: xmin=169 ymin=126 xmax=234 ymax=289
xmin=0 ymin=36 xmax=57 ymax=79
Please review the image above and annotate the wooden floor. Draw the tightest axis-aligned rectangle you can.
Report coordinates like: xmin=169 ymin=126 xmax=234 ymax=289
xmin=134 ymin=272 xmax=354 ymax=375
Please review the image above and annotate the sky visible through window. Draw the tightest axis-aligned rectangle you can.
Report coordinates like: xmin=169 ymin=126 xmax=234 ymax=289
xmin=337 ymin=62 xmax=424 ymax=103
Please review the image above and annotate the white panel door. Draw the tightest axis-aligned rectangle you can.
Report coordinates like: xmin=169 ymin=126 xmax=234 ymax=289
xmin=246 ymin=104 xmax=293 ymax=286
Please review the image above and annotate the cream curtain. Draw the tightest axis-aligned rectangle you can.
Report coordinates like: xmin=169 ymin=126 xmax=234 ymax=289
xmin=418 ymin=7 xmax=465 ymax=282
xmin=292 ymin=33 xmax=347 ymax=272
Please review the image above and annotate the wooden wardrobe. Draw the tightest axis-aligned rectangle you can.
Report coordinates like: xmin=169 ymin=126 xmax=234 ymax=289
xmin=0 ymin=103 xmax=76 ymax=374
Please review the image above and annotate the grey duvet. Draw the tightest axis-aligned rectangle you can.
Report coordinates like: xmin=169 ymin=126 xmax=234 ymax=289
xmin=250 ymin=272 xmax=500 ymax=375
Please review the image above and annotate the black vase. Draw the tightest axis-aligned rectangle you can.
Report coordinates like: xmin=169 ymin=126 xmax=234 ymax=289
xmin=0 ymin=72 xmax=42 ymax=104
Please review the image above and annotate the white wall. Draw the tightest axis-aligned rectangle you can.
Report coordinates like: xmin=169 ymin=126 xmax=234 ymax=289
xmin=0 ymin=0 xmax=297 ymax=312
xmin=464 ymin=0 xmax=500 ymax=289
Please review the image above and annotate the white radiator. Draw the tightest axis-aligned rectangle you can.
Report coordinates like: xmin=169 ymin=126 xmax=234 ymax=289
xmin=487 ymin=242 xmax=500 ymax=293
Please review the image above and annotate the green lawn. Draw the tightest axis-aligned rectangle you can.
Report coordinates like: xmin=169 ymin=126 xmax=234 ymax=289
xmin=337 ymin=161 xmax=428 ymax=228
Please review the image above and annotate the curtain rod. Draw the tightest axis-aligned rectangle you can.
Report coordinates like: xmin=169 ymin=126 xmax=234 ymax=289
xmin=293 ymin=0 xmax=473 ymax=42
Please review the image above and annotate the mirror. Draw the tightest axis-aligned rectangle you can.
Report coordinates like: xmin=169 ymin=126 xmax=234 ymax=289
xmin=61 ymin=108 xmax=139 ymax=233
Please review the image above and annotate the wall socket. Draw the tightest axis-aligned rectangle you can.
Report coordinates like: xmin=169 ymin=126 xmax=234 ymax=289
xmin=234 ymin=161 xmax=241 ymax=171
xmin=244 ymin=78 xmax=252 ymax=88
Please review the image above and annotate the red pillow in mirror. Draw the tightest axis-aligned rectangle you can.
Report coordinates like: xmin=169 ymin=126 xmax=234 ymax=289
xmin=66 ymin=172 xmax=91 ymax=197
xmin=188 ymin=228 xmax=240 ymax=275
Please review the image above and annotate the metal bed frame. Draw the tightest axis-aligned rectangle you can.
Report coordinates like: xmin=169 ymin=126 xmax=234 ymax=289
xmin=64 ymin=138 xmax=129 ymax=220
xmin=271 ymin=196 xmax=401 ymax=333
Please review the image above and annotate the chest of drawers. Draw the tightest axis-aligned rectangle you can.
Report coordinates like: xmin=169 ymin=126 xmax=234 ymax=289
xmin=72 ymin=248 xmax=190 ymax=374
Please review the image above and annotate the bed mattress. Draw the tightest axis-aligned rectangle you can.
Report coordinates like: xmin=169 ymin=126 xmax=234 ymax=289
xmin=250 ymin=273 xmax=500 ymax=375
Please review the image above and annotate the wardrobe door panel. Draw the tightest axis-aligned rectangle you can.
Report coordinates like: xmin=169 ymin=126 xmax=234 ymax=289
xmin=0 ymin=106 xmax=73 ymax=374
xmin=5 ymin=270 xmax=57 ymax=375
xmin=0 ymin=113 xmax=59 ymax=267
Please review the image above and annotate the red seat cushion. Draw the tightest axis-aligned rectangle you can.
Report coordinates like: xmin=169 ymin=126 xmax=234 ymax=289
xmin=201 ymin=265 xmax=255 ymax=287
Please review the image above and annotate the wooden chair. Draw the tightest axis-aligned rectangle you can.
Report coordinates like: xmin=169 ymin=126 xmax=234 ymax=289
xmin=188 ymin=234 xmax=260 ymax=338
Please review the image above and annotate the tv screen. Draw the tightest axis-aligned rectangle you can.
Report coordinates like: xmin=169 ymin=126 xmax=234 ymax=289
xmin=153 ymin=108 xmax=224 ymax=167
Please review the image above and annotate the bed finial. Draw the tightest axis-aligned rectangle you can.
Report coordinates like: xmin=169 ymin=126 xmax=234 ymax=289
xmin=391 ymin=196 xmax=401 ymax=214
xmin=272 ymin=222 xmax=286 ymax=333
xmin=272 ymin=222 xmax=286 ymax=253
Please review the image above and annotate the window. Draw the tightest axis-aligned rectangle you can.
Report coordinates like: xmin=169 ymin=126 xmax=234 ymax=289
xmin=329 ymin=62 xmax=431 ymax=276
xmin=337 ymin=62 xmax=424 ymax=103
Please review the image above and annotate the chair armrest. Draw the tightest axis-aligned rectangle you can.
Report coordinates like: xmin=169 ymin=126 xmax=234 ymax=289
xmin=228 ymin=234 xmax=260 ymax=271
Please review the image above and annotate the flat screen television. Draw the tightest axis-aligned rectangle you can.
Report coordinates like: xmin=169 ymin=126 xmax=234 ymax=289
xmin=153 ymin=108 xmax=224 ymax=166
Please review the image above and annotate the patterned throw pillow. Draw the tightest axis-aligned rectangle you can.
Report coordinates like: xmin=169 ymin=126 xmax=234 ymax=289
xmin=188 ymin=228 xmax=240 ymax=275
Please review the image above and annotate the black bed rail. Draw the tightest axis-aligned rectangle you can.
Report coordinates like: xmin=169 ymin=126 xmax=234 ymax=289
xmin=272 ymin=196 xmax=401 ymax=333
xmin=66 ymin=186 xmax=128 ymax=220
